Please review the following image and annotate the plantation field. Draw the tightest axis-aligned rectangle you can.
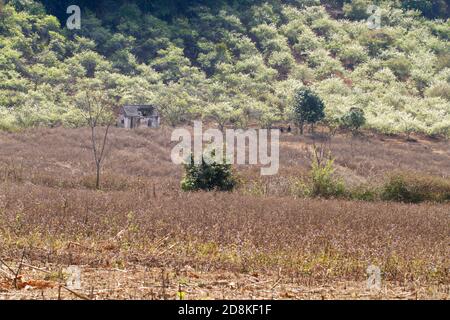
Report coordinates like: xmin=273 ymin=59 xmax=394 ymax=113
xmin=0 ymin=127 xmax=448 ymax=300
xmin=1 ymin=1 xmax=450 ymax=136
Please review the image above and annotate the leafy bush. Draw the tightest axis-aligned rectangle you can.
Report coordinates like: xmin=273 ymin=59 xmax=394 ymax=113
xmin=293 ymin=168 xmax=450 ymax=203
xmin=181 ymin=152 xmax=237 ymax=192
xmin=385 ymin=56 xmax=412 ymax=81
xmin=267 ymin=51 xmax=295 ymax=76
xmin=340 ymin=107 xmax=366 ymax=134
xmin=338 ymin=44 xmax=368 ymax=69
xmin=349 ymin=186 xmax=378 ymax=202
xmin=309 ymin=157 xmax=346 ymax=198
xmin=311 ymin=18 xmax=338 ymax=38
xmin=292 ymin=29 xmax=323 ymax=55
xmin=381 ymin=173 xmax=450 ymax=203
xmin=425 ymin=81 xmax=450 ymax=101
xmin=292 ymin=151 xmax=346 ymax=199
xmin=430 ymin=23 xmax=450 ymax=41
xmin=343 ymin=0 xmax=372 ymax=21
xmin=361 ymin=30 xmax=395 ymax=56
xmin=0 ymin=112 xmax=18 ymax=132
xmin=381 ymin=175 xmax=423 ymax=203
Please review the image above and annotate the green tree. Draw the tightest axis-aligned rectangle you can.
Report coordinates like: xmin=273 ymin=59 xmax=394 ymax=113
xmin=151 ymin=45 xmax=193 ymax=83
xmin=343 ymin=0 xmax=372 ymax=21
xmin=340 ymin=107 xmax=366 ymax=135
xmin=385 ymin=56 xmax=411 ymax=81
xmin=401 ymin=0 xmax=449 ymax=19
xmin=293 ymin=88 xmax=325 ymax=134
xmin=203 ymin=101 xmax=237 ymax=131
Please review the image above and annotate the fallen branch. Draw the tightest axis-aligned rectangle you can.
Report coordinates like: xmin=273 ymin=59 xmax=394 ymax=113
xmin=150 ymin=235 xmax=170 ymax=255
xmin=60 ymin=285 xmax=91 ymax=300
xmin=270 ymin=278 xmax=282 ymax=290
xmin=21 ymin=263 xmax=51 ymax=274
xmin=0 ymin=258 xmax=15 ymax=276
xmin=156 ymin=242 xmax=178 ymax=256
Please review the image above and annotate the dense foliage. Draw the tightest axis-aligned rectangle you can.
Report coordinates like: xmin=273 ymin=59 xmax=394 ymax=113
xmin=181 ymin=152 xmax=237 ymax=191
xmin=340 ymin=107 xmax=366 ymax=133
xmin=293 ymin=88 xmax=325 ymax=133
xmin=0 ymin=0 xmax=449 ymax=136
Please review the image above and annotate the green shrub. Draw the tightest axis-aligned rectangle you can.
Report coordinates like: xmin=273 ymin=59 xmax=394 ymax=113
xmin=291 ymin=147 xmax=346 ymax=199
xmin=343 ymin=0 xmax=372 ymax=21
xmin=311 ymin=18 xmax=337 ymax=38
xmin=385 ymin=57 xmax=411 ymax=81
xmin=292 ymin=168 xmax=450 ymax=203
xmin=309 ymin=157 xmax=346 ymax=198
xmin=338 ymin=44 xmax=368 ymax=69
xmin=361 ymin=30 xmax=395 ymax=56
xmin=430 ymin=22 xmax=450 ymax=40
xmin=349 ymin=187 xmax=378 ymax=202
xmin=181 ymin=152 xmax=237 ymax=192
xmin=340 ymin=107 xmax=366 ymax=134
xmin=381 ymin=173 xmax=450 ymax=203
xmin=381 ymin=175 xmax=422 ymax=203
xmin=0 ymin=112 xmax=18 ymax=132
xmin=425 ymin=81 xmax=450 ymax=101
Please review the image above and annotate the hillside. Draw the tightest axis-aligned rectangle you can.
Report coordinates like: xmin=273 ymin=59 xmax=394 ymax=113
xmin=0 ymin=0 xmax=449 ymax=135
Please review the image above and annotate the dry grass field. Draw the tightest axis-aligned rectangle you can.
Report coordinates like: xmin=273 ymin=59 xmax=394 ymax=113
xmin=0 ymin=127 xmax=449 ymax=300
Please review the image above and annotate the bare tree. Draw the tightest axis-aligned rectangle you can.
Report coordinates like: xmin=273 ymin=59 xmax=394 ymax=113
xmin=304 ymin=125 xmax=335 ymax=167
xmin=80 ymin=90 xmax=115 ymax=189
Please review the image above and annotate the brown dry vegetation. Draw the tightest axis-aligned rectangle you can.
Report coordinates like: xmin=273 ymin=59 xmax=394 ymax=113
xmin=0 ymin=127 xmax=449 ymax=300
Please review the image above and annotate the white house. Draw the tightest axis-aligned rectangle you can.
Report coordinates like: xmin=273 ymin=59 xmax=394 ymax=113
xmin=118 ymin=105 xmax=160 ymax=129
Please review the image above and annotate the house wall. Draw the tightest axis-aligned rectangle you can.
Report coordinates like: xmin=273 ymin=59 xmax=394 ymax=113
xmin=124 ymin=117 xmax=131 ymax=129
xmin=139 ymin=117 xmax=150 ymax=128
xmin=148 ymin=116 xmax=160 ymax=128
xmin=118 ymin=114 xmax=125 ymax=127
xmin=119 ymin=114 xmax=160 ymax=129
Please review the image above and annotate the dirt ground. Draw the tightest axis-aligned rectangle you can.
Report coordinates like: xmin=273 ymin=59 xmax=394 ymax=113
xmin=1 ymin=263 xmax=448 ymax=300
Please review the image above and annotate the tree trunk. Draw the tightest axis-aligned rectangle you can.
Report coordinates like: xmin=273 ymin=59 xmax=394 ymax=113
xmin=299 ymin=121 xmax=304 ymax=135
xmin=96 ymin=163 xmax=100 ymax=190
